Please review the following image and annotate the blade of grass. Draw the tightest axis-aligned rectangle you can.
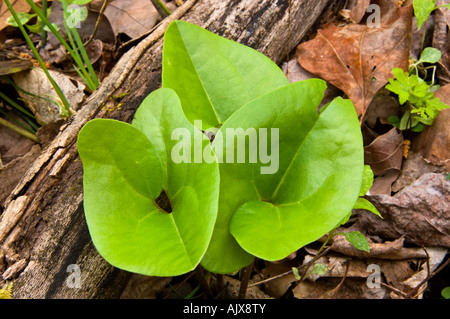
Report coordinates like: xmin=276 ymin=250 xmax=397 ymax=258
xmin=58 ymin=1 xmax=96 ymax=91
xmin=0 ymin=91 xmax=35 ymax=119
xmin=0 ymin=114 xmax=38 ymax=142
xmin=150 ymin=0 xmax=172 ymax=18
xmin=0 ymin=107 xmax=35 ymax=133
xmin=73 ymin=65 xmax=93 ymax=88
xmin=63 ymin=23 xmax=96 ymax=91
xmin=25 ymin=0 xmax=97 ymax=91
xmin=61 ymin=0 xmax=99 ymax=88
xmin=0 ymin=100 xmax=39 ymax=133
xmin=5 ymin=0 xmax=72 ymax=118
xmin=41 ymin=0 xmax=48 ymax=47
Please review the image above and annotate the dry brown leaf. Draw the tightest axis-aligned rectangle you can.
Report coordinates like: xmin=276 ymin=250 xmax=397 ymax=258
xmin=259 ymin=262 xmax=297 ymax=298
xmin=0 ymin=60 xmax=32 ymax=76
xmin=364 ymin=126 xmax=404 ymax=176
xmin=391 ymin=151 xmax=446 ymax=193
xmin=398 ymin=247 xmax=448 ymax=298
xmin=369 ymin=169 xmax=400 ymax=195
xmin=433 ymin=0 xmax=450 ymax=85
xmin=413 ymin=84 xmax=450 ymax=170
xmin=330 ymin=235 xmax=433 ymax=260
xmin=104 ymin=0 xmax=176 ymax=39
xmin=293 ymin=277 xmax=387 ymax=299
xmin=222 ymin=276 xmax=274 ymax=299
xmin=296 ymin=5 xmax=412 ymax=120
xmin=360 ymin=173 xmax=450 ymax=247
xmin=120 ymin=274 xmax=172 ymax=299
xmin=281 ymin=58 xmax=315 ymax=83
xmin=302 ymin=254 xmax=371 ymax=279
xmin=294 ymin=254 xmax=389 ymax=299
xmin=12 ymin=68 xmax=86 ymax=124
xmin=350 ymin=0 xmax=370 ymax=23
xmin=363 ymin=89 xmax=401 ymax=128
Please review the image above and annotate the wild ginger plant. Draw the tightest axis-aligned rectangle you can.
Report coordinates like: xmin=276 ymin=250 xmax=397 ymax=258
xmin=78 ymin=21 xmax=374 ymax=277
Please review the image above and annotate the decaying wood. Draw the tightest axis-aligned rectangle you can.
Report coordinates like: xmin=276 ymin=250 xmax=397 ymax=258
xmin=0 ymin=0 xmax=338 ymax=298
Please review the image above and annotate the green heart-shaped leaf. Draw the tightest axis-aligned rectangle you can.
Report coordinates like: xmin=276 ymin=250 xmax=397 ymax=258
xmin=413 ymin=0 xmax=436 ymax=29
xmin=200 ymin=80 xmax=364 ymax=271
xmin=162 ymin=20 xmax=289 ymax=130
xmin=78 ymin=88 xmax=219 ymax=276
xmin=200 ymin=79 xmax=362 ymax=272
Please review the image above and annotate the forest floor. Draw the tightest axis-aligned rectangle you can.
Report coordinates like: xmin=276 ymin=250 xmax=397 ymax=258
xmin=0 ymin=0 xmax=449 ymax=299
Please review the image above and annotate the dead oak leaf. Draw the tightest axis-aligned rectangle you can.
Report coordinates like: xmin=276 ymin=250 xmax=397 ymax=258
xmin=364 ymin=126 xmax=404 ymax=176
xmin=296 ymin=5 xmax=412 ymax=121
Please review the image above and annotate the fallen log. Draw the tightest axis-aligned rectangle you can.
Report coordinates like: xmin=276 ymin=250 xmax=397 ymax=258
xmin=0 ymin=0 xmax=339 ymax=298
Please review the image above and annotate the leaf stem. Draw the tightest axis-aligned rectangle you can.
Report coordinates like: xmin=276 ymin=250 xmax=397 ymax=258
xmin=248 ymin=235 xmax=334 ymax=290
xmin=420 ymin=19 xmax=428 ymax=54
xmin=289 ymin=229 xmax=336 ymax=291
xmin=194 ymin=266 xmax=213 ymax=299
xmin=238 ymin=261 xmax=254 ymax=299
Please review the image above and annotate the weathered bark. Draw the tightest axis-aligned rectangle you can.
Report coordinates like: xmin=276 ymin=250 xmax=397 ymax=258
xmin=0 ymin=0 xmax=338 ymax=298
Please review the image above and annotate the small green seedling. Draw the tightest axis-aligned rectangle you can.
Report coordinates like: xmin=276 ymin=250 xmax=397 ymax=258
xmin=409 ymin=47 xmax=442 ymax=81
xmin=413 ymin=0 xmax=450 ymax=29
xmin=78 ymin=21 xmax=368 ymax=277
xmin=386 ymin=67 xmax=449 ymax=132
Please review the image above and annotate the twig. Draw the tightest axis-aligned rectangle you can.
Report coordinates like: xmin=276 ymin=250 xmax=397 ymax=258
xmin=381 ymin=250 xmax=450 ymax=299
xmin=84 ymin=0 xmax=110 ymax=47
xmin=248 ymin=268 xmax=297 ymax=288
xmin=431 ymin=256 xmax=450 ymax=278
xmin=321 ymin=258 xmax=351 ymax=298
xmin=290 ymin=230 xmax=336 ymax=291
xmin=408 ymin=250 xmax=450 ymax=298
xmin=238 ymin=261 xmax=254 ymax=299
xmin=248 ymin=246 xmax=332 ymax=289
xmin=380 ymin=282 xmax=410 ymax=298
